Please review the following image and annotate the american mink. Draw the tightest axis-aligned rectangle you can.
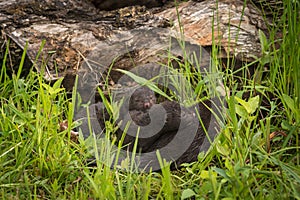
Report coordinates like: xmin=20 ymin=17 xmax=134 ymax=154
xmin=119 ymin=99 xmax=197 ymax=153
xmin=97 ymin=86 xmax=197 ymax=154
xmin=90 ymin=87 xmax=218 ymax=171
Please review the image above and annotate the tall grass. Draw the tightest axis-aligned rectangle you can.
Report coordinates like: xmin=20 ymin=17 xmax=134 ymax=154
xmin=0 ymin=0 xmax=299 ymax=199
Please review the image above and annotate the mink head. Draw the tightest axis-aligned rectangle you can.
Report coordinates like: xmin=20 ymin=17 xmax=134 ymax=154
xmin=129 ymin=86 xmax=156 ymax=111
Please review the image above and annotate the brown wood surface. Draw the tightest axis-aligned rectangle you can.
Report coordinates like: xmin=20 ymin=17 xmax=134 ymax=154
xmin=1 ymin=0 xmax=270 ymax=83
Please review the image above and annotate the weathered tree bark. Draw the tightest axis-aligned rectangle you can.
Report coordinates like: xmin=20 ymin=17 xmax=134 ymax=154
xmin=1 ymin=0 xmax=270 ymax=82
xmin=156 ymin=0 xmax=269 ymax=61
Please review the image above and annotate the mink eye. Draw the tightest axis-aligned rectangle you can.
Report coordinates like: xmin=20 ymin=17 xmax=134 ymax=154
xmin=134 ymin=98 xmax=141 ymax=103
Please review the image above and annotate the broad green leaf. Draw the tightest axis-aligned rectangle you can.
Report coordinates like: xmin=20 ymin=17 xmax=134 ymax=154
xmin=235 ymin=104 xmax=248 ymax=119
xmin=259 ymin=29 xmax=268 ymax=53
xmin=116 ymin=69 xmax=172 ymax=100
xmin=200 ymin=170 xmax=210 ymax=179
xmin=225 ymin=159 xmax=234 ymax=172
xmin=212 ymin=167 xmax=230 ymax=180
xmin=235 ymin=95 xmax=259 ymax=114
xmin=282 ymin=94 xmax=296 ymax=111
xmin=200 ymin=170 xmax=218 ymax=179
xmin=42 ymin=82 xmax=64 ymax=95
xmin=53 ymin=77 xmax=64 ymax=90
xmin=181 ymin=189 xmax=196 ymax=200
